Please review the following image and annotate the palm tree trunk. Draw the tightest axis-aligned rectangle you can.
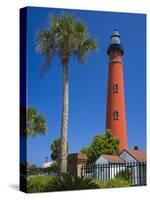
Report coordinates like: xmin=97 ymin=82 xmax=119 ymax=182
xmin=59 ymin=61 xmax=69 ymax=174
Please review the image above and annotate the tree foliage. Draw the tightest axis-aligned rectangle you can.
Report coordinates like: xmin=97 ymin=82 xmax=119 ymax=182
xmin=20 ymin=107 xmax=47 ymax=137
xmin=50 ymin=138 xmax=68 ymax=162
xmin=50 ymin=138 xmax=61 ymax=161
xmin=49 ymin=161 xmax=58 ymax=172
xmin=36 ymin=14 xmax=98 ymax=77
xmin=81 ymin=130 xmax=119 ymax=163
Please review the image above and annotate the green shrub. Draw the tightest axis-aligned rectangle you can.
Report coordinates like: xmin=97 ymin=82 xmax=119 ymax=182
xmin=45 ymin=173 xmax=100 ymax=191
xmin=98 ymin=178 xmax=130 ymax=188
xmin=26 ymin=175 xmax=129 ymax=193
xmin=27 ymin=175 xmax=54 ymax=193
xmin=115 ymin=169 xmax=132 ymax=183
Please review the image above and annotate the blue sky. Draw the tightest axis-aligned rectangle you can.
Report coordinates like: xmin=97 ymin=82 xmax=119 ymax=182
xmin=26 ymin=7 xmax=146 ymax=167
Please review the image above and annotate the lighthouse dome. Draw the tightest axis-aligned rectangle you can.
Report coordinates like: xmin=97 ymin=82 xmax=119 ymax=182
xmin=107 ymin=29 xmax=124 ymax=55
xmin=111 ymin=29 xmax=120 ymax=37
xmin=110 ymin=29 xmax=120 ymax=45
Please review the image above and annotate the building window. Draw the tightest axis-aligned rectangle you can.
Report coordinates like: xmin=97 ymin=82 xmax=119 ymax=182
xmin=113 ymin=110 xmax=119 ymax=120
xmin=113 ymin=83 xmax=118 ymax=93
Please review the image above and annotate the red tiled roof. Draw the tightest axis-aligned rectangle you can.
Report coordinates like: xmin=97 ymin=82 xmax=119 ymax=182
xmin=126 ymin=150 xmax=146 ymax=162
xmin=103 ymin=155 xmax=124 ymax=163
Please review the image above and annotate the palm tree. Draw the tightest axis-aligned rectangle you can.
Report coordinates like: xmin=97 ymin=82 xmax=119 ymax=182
xmin=36 ymin=14 xmax=98 ymax=173
xmin=20 ymin=107 xmax=47 ymax=137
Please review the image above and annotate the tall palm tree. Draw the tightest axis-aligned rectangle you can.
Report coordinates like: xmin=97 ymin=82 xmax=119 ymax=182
xmin=36 ymin=14 xmax=98 ymax=173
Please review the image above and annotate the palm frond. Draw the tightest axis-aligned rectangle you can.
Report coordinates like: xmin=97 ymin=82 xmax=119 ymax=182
xmin=74 ymin=21 xmax=87 ymax=37
xmin=76 ymin=38 xmax=98 ymax=63
xmin=21 ymin=107 xmax=47 ymax=137
xmin=36 ymin=29 xmax=56 ymax=78
xmin=36 ymin=13 xmax=98 ymax=73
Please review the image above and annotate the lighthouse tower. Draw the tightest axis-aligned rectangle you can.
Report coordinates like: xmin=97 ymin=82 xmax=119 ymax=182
xmin=106 ymin=29 xmax=127 ymax=151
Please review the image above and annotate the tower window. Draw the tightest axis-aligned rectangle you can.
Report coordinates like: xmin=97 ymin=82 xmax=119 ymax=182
xmin=113 ymin=110 xmax=119 ymax=120
xmin=113 ymin=83 xmax=118 ymax=93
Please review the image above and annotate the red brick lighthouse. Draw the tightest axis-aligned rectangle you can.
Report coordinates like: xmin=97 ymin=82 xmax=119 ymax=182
xmin=106 ymin=29 xmax=127 ymax=151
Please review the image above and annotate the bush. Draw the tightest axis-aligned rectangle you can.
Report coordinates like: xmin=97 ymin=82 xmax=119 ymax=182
xmin=97 ymin=178 xmax=130 ymax=188
xmin=26 ymin=175 xmax=129 ymax=193
xmin=45 ymin=173 xmax=100 ymax=191
xmin=27 ymin=175 xmax=54 ymax=193
xmin=27 ymin=174 xmax=100 ymax=193
xmin=115 ymin=169 xmax=132 ymax=183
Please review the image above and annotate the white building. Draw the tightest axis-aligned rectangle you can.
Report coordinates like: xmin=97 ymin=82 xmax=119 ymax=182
xmin=120 ymin=149 xmax=146 ymax=162
xmin=42 ymin=157 xmax=54 ymax=168
xmin=95 ymin=154 xmax=124 ymax=180
xmin=120 ymin=149 xmax=146 ymax=185
xmin=95 ymin=149 xmax=146 ymax=185
xmin=42 ymin=161 xmax=54 ymax=168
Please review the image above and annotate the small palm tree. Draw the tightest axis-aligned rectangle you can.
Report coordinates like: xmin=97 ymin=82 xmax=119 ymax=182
xmin=21 ymin=107 xmax=47 ymax=137
xmin=36 ymin=14 xmax=98 ymax=173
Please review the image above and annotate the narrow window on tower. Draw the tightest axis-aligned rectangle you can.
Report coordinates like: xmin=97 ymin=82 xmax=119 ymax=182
xmin=113 ymin=110 xmax=119 ymax=120
xmin=113 ymin=83 xmax=118 ymax=93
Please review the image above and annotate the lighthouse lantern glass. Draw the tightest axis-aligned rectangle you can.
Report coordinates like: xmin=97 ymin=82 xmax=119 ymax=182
xmin=110 ymin=36 xmax=120 ymax=45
